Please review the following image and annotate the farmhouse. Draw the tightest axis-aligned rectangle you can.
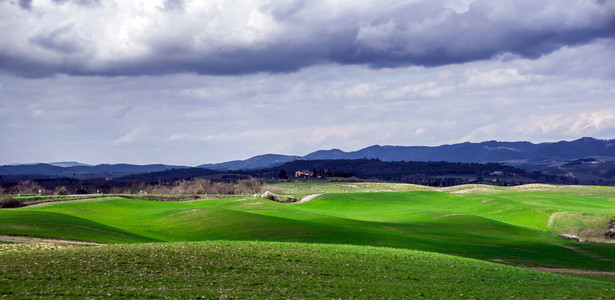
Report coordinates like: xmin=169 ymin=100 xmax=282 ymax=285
xmin=295 ymin=170 xmax=313 ymax=178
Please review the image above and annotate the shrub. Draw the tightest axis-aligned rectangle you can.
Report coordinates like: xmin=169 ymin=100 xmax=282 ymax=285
xmin=0 ymin=196 xmax=22 ymax=208
xmin=212 ymin=182 xmax=234 ymax=195
xmin=55 ymin=186 xmax=69 ymax=195
xmin=234 ymin=178 xmax=261 ymax=195
xmin=260 ymin=185 xmax=284 ymax=194
xmin=276 ymin=195 xmax=298 ymax=203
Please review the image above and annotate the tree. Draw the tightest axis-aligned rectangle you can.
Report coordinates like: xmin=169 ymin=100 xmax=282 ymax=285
xmin=55 ymin=186 xmax=69 ymax=195
xmin=278 ymin=169 xmax=287 ymax=179
xmin=96 ymin=181 xmax=111 ymax=194
xmin=13 ymin=180 xmax=47 ymax=195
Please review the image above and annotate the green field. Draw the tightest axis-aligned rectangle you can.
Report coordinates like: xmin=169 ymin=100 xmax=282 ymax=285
xmin=2 ymin=241 xmax=614 ymax=298
xmin=1 ymin=183 xmax=614 ymax=297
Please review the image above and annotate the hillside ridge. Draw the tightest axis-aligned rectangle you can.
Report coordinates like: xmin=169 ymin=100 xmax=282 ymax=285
xmin=199 ymin=137 xmax=615 ymax=170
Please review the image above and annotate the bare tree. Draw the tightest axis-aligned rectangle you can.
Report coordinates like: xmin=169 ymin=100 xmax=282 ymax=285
xmin=13 ymin=180 xmax=49 ymax=195
xmin=55 ymin=186 xmax=69 ymax=195
xmin=234 ymin=178 xmax=261 ymax=195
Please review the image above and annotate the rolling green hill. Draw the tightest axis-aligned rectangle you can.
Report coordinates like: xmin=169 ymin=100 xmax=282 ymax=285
xmin=1 ymin=241 xmax=614 ymax=299
xmin=1 ymin=184 xmax=614 ymax=270
xmin=1 ymin=183 xmax=615 ymax=298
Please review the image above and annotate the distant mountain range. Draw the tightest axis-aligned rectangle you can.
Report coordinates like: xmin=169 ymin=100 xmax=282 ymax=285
xmin=0 ymin=163 xmax=187 ymax=179
xmin=2 ymin=137 xmax=614 ymax=184
xmin=198 ymin=137 xmax=615 ymax=170
xmin=197 ymin=154 xmax=301 ymax=171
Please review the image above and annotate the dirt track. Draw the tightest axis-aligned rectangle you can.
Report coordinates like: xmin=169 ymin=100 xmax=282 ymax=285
xmin=293 ymin=194 xmax=322 ymax=204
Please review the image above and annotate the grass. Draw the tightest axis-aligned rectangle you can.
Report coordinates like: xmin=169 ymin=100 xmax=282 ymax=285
xmin=549 ymin=211 xmax=614 ymax=241
xmin=1 ymin=240 xmax=614 ymax=299
xmin=1 ymin=183 xmax=614 ymax=297
xmin=269 ymin=181 xmax=615 ymax=198
xmin=266 ymin=181 xmax=434 ymax=194
xmin=0 ymin=210 xmax=157 ymax=243
xmin=1 ymin=186 xmax=614 ymax=270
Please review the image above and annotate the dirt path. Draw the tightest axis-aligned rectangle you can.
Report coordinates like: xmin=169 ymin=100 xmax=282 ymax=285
xmin=294 ymin=194 xmax=322 ymax=204
xmin=0 ymin=234 xmax=102 ymax=246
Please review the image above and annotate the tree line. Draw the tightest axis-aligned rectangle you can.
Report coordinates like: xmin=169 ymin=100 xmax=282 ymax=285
xmin=1 ymin=178 xmax=272 ymax=196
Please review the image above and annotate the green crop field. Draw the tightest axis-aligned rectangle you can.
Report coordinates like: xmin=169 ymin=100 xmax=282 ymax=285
xmin=2 ymin=241 xmax=614 ymax=299
xmin=1 ymin=183 xmax=614 ymax=298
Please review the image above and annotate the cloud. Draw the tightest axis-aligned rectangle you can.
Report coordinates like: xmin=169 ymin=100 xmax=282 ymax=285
xmin=29 ymin=25 xmax=80 ymax=54
xmin=160 ymin=0 xmax=184 ymax=12
xmin=51 ymin=0 xmax=100 ymax=6
xmin=465 ymin=68 xmax=532 ymax=87
xmin=1 ymin=0 xmax=613 ymax=77
xmin=114 ymin=124 xmax=147 ymax=145
xmin=527 ymin=110 xmax=615 ymax=137
xmin=18 ymin=0 xmax=32 ymax=10
xmin=0 ymin=38 xmax=614 ymax=165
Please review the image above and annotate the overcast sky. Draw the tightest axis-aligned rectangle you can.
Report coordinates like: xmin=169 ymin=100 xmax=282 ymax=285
xmin=1 ymin=0 xmax=614 ymax=166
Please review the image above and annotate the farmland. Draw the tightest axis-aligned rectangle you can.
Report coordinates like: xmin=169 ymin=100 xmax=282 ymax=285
xmin=2 ymin=241 xmax=614 ymax=298
xmin=1 ymin=182 xmax=615 ymax=298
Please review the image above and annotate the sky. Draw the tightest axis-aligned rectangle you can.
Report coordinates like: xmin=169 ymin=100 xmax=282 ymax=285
xmin=1 ymin=0 xmax=614 ymax=166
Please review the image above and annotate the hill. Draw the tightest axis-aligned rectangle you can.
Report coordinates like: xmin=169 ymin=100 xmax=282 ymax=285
xmin=251 ymin=159 xmax=572 ymax=185
xmin=1 ymin=183 xmax=614 ymax=297
xmin=198 ymin=138 xmax=615 ymax=174
xmin=2 ymin=185 xmax=614 ymax=270
xmin=542 ymin=158 xmax=615 ymax=185
xmin=1 ymin=240 xmax=613 ymax=298
xmin=198 ymin=154 xmax=301 ymax=170
xmin=0 ymin=163 xmax=188 ymax=179
xmin=115 ymin=167 xmax=224 ymax=183
xmin=3 ymin=137 xmax=615 ymax=186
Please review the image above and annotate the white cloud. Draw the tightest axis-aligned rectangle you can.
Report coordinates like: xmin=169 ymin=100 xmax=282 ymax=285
xmin=570 ymin=111 xmax=615 ymax=135
xmin=114 ymin=124 xmax=147 ymax=145
xmin=168 ymin=134 xmax=214 ymax=142
xmin=345 ymin=83 xmax=383 ymax=99
xmin=465 ymin=68 xmax=534 ymax=87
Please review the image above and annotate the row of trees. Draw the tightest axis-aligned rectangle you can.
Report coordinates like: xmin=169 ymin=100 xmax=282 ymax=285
xmin=120 ymin=178 xmax=264 ymax=195
xmin=1 ymin=178 xmax=268 ymax=196
xmin=0 ymin=180 xmax=53 ymax=195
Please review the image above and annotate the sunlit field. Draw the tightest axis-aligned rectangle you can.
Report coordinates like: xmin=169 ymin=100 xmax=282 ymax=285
xmin=1 ymin=183 xmax=614 ymax=298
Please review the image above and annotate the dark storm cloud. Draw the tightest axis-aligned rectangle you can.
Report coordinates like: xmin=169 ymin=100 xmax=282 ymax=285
xmin=29 ymin=25 xmax=80 ymax=54
xmin=1 ymin=0 xmax=614 ymax=77
xmin=18 ymin=0 xmax=31 ymax=9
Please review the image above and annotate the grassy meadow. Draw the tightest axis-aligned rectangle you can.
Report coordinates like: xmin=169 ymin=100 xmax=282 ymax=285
xmin=1 ymin=182 xmax=614 ymax=298
xmin=2 ymin=241 xmax=614 ymax=299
